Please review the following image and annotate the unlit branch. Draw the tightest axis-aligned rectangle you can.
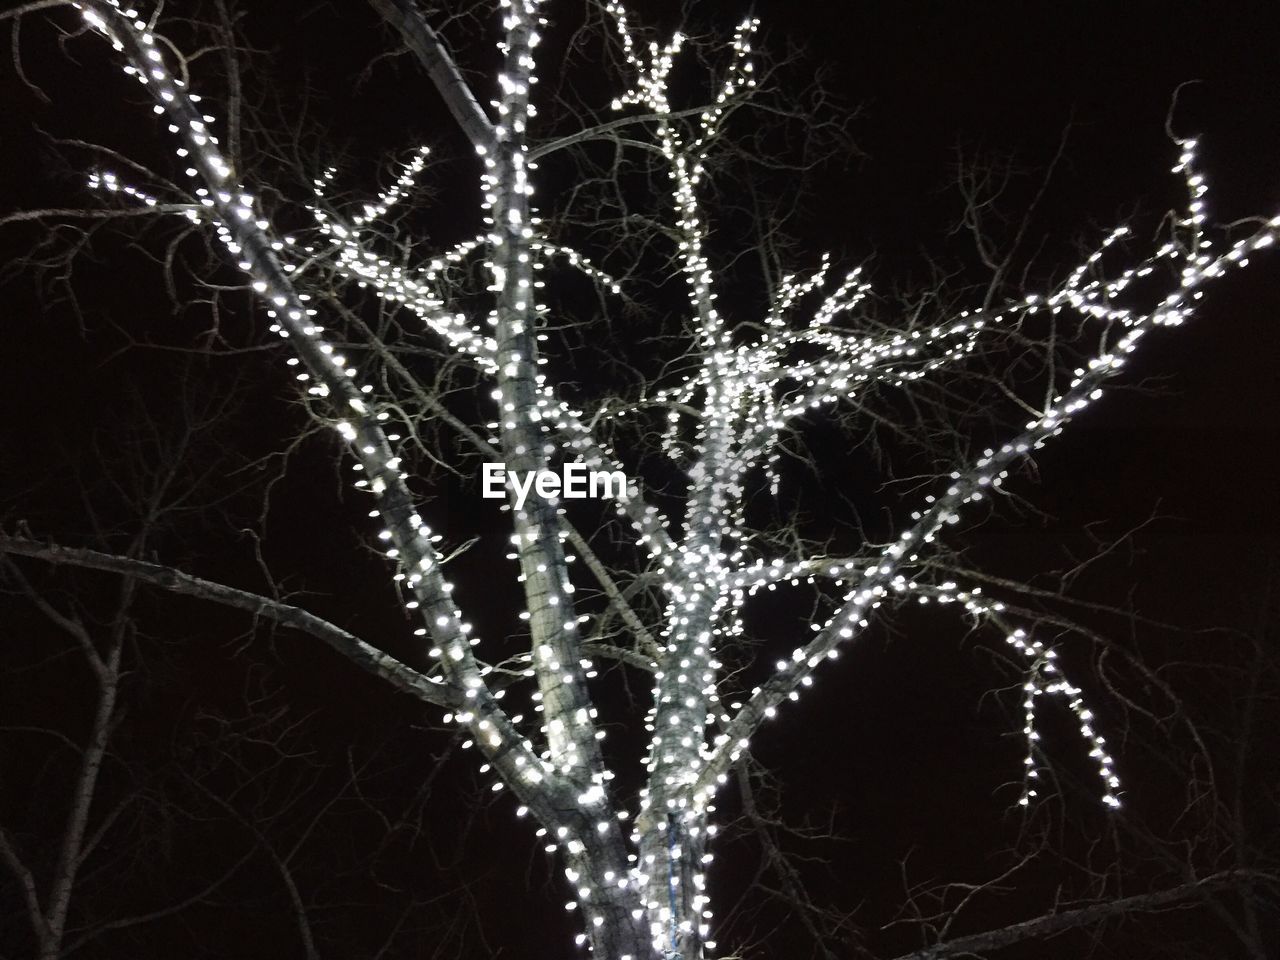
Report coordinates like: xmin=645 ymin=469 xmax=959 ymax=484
xmin=888 ymin=871 xmax=1268 ymax=960
xmin=0 ymin=535 xmax=460 ymax=708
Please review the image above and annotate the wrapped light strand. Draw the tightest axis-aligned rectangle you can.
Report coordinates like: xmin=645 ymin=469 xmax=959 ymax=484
xmin=693 ymin=140 xmax=1279 ymax=810
xmin=72 ymin=0 xmax=584 ymax=849
xmin=64 ymin=3 xmax=1280 ymax=958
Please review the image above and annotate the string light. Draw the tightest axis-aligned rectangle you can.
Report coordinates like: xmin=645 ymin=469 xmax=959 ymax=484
xmin=66 ymin=1 xmax=1280 ymax=956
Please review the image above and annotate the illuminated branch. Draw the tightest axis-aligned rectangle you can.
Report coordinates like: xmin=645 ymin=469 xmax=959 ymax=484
xmin=602 ymin=8 xmax=765 ymax=953
xmin=721 ymin=561 xmax=1119 ymax=805
xmin=74 ymin=0 xmax=569 ymax=826
xmin=475 ymin=4 xmax=647 ymax=955
xmin=696 ymin=160 xmax=1280 ymax=798
xmin=897 ymin=580 xmax=1119 ymax=807
xmin=74 ymin=136 xmax=681 ymax=572
xmin=23 ymin=3 xmax=1279 ymax=959
xmin=297 ymin=156 xmax=679 ymax=576
xmin=483 ymin=0 xmax=604 ymax=782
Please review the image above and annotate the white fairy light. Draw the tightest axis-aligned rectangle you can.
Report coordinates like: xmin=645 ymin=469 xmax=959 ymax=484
xmin=65 ymin=1 xmax=1279 ymax=956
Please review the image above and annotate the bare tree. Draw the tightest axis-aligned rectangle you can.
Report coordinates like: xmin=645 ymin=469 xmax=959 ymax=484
xmin=1 ymin=1 xmax=1277 ymax=958
xmin=0 ymin=375 xmax=260 ymax=959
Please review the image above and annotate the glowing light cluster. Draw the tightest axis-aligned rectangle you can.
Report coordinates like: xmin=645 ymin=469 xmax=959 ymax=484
xmin=65 ymin=1 xmax=1280 ymax=957
xmin=71 ymin=1 xmax=589 ymax=867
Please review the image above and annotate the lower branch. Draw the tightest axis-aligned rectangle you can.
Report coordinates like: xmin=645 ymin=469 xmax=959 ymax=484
xmin=0 ymin=535 xmax=459 ymax=709
xmin=888 ymin=870 xmax=1270 ymax=960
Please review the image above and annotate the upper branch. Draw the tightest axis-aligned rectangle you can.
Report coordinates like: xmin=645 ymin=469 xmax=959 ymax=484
xmin=0 ymin=0 xmax=72 ymax=22
xmin=74 ymin=0 xmax=572 ymax=816
xmin=366 ymin=0 xmax=494 ymax=152
xmin=695 ymin=148 xmax=1280 ymax=798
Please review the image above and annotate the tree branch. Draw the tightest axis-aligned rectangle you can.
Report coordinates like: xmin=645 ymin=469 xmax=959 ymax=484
xmin=0 ymin=825 xmax=48 ymax=948
xmin=563 ymin=520 xmax=661 ymax=660
xmin=76 ymin=0 xmax=566 ymax=824
xmin=887 ymin=871 xmax=1269 ymax=960
xmin=0 ymin=0 xmax=71 ymax=23
xmin=0 ymin=205 xmax=199 ymax=230
xmin=0 ymin=535 xmax=461 ymax=709
xmin=366 ymin=0 xmax=493 ymax=151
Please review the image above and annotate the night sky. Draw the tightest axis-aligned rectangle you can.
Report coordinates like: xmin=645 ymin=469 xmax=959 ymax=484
xmin=2 ymin=1 xmax=1279 ymax=958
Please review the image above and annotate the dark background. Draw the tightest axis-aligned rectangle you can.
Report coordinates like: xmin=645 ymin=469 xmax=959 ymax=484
xmin=1 ymin=1 xmax=1278 ymax=957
